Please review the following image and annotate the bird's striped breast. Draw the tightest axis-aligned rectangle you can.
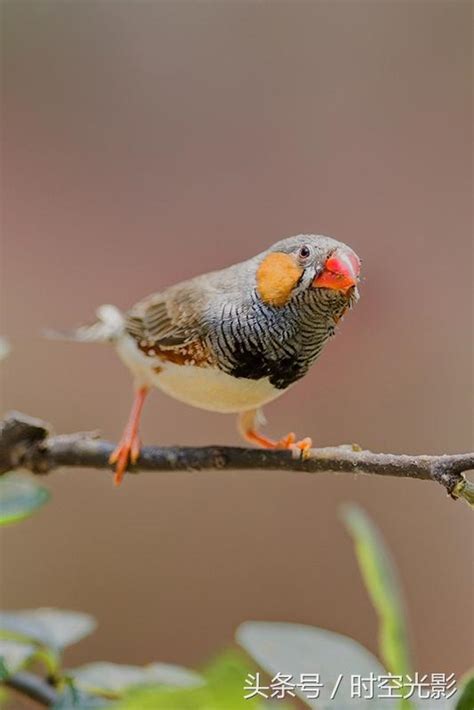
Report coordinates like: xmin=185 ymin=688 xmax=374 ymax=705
xmin=207 ymin=288 xmax=349 ymax=390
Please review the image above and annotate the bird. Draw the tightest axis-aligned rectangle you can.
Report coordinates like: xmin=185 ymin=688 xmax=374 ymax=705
xmin=52 ymin=234 xmax=361 ymax=485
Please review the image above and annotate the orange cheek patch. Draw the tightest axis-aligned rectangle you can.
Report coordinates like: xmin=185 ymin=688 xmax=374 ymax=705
xmin=256 ymin=252 xmax=303 ymax=307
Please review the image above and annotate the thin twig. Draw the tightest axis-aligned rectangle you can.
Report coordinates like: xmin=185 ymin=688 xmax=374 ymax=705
xmin=1 ymin=412 xmax=473 ymax=505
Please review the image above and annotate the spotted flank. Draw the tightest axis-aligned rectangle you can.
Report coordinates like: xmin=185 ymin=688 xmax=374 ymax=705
xmin=137 ymin=339 xmax=215 ymax=368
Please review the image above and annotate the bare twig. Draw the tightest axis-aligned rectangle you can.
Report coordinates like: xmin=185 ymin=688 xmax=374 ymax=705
xmin=1 ymin=412 xmax=473 ymax=505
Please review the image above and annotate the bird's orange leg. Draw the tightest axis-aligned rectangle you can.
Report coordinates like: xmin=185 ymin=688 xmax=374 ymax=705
xmin=238 ymin=409 xmax=312 ymax=455
xmin=109 ymin=386 xmax=149 ymax=486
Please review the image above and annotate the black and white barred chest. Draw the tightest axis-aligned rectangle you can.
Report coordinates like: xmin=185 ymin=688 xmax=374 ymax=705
xmin=207 ymin=289 xmax=349 ymax=390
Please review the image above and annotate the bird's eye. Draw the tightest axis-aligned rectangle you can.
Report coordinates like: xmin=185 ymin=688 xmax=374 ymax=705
xmin=298 ymin=245 xmax=311 ymax=261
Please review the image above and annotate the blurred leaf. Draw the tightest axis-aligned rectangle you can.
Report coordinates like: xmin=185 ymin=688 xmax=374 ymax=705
xmin=0 ymin=639 xmax=35 ymax=678
xmin=69 ymin=661 xmax=202 ymax=698
xmin=410 ymin=670 xmax=473 ymax=709
xmin=53 ymin=682 xmax=112 ymax=709
xmin=0 ymin=474 xmax=50 ymax=526
xmin=415 ymin=700 xmax=460 ymax=709
xmin=34 ymin=646 xmax=63 ymax=677
xmin=237 ymin=621 xmax=395 ymax=709
xmin=341 ymin=505 xmax=412 ymax=680
xmin=139 ymin=662 xmax=202 ymax=689
xmin=116 ymin=650 xmax=269 ymax=709
xmin=0 ymin=609 xmax=96 ymax=652
xmin=456 ymin=673 xmax=474 ymax=710
xmin=202 ymin=650 xmax=269 ymax=710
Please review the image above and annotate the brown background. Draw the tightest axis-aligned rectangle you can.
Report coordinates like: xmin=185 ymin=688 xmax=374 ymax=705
xmin=1 ymin=0 xmax=473 ymax=684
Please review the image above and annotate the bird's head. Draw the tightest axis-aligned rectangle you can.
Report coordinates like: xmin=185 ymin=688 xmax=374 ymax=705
xmin=255 ymin=234 xmax=361 ymax=309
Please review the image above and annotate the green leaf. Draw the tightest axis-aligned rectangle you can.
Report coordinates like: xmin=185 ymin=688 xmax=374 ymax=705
xmin=456 ymin=673 xmax=474 ymax=710
xmin=69 ymin=662 xmax=202 ymax=698
xmin=0 ymin=639 xmax=35 ymax=678
xmin=237 ymin=621 xmax=395 ymax=708
xmin=201 ymin=650 xmax=269 ymax=710
xmin=0 ymin=474 xmax=50 ymax=526
xmin=116 ymin=650 xmax=268 ymax=710
xmin=0 ymin=609 xmax=96 ymax=652
xmin=341 ymin=505 xmax=412 ymax=680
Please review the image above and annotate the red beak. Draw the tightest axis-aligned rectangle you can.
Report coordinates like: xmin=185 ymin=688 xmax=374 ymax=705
xmin=312 ymin=248 xmax=360 ymax=292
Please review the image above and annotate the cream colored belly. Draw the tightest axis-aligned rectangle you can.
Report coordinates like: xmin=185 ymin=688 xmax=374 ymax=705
xmin=116 ymin=335 xmax=284 ymax=413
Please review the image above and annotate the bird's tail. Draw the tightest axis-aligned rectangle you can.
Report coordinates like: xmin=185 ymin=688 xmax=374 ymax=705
xmin=44 ymin=305 xmax=125 ymax=343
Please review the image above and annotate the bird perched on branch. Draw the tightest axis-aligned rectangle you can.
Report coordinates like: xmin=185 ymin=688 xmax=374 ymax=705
xmin=51 ymin=234 xmax=360 ymax=485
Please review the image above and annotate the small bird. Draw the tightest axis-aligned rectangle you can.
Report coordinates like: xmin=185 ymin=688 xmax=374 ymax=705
xmin=54 ymin=234 xmax=360 ymax=485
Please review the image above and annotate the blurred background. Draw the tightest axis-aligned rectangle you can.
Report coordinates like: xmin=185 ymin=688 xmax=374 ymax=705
xmin=1 ymin=0 xmax=472 ymax=682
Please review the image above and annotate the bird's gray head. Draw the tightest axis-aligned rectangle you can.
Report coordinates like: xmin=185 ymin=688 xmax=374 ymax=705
xmin=255 ymin=234 xmax=361 ymax=308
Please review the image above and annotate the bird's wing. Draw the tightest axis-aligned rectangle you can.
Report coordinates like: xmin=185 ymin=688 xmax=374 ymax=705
xmin=124 ymin=284 xmax=209 ymax=350
xmin=124 ymin=261 xmax=248 ymax=360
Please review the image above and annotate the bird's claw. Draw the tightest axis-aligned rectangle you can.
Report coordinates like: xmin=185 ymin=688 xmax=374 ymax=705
xmin=276 ymin=433 xmax=312 ymax=459
xmin=109 ymin=432 xmax=141 ymax=486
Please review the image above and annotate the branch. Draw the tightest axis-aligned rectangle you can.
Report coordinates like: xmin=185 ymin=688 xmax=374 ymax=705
xmin=6 ymin=671 xmax=59 ymax=707
xmin=1 ymin=412 xmax=473 ymax=506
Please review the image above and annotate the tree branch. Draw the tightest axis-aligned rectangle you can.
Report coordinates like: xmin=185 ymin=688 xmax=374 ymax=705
xmin=1 ymin=412 xmax=473 ymax=505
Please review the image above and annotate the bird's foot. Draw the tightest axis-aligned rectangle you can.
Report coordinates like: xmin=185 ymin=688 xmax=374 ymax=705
xmin=244 ymin=427 xmax=312 ymax=458
xmin=275 ymin=432 xmax=313 ymax=458
xmin=109 ymin=431 xmax=141 ymax=486
xmin=238 ymin=411 xmax=312 ymax=460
